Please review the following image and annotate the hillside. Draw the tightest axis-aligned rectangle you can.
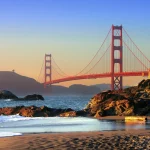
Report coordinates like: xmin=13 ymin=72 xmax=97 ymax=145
xmin=0 ymin=71 xmax=101 ymax=95
xmin=0 ymin=71 xmax=48 ymax=95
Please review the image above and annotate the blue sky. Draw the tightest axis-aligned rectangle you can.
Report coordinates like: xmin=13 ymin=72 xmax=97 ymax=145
xmin=0 ymin=0 xmax=149 ymax=86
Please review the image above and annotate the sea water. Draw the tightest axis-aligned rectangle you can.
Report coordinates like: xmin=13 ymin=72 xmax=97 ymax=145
xmin=0 ymin=95 xmax=150 ymax=137
xmin=0 ymin=95 xmax=91 ymax=110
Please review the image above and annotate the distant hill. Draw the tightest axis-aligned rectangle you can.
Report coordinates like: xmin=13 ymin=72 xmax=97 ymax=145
xmin=68 ymin=84 xmax=100 ymax=95
xmin=0 ymin=71 xmax=48 ymax=95
xmin=94 ymin=83 xmax=111 ymax=91
xmin=94 ymin=83 xmax=130 ymax=91
xmin=0 ymin=71 xmax=101 ymax=95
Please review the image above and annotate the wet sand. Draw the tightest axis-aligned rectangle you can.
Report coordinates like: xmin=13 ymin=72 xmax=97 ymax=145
xmin=0 ymin=130 xmax=150 ymax=150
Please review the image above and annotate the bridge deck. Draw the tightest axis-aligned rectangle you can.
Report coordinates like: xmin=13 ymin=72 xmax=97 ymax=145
xmin=46 ymin=71 xmax=148 ymax=84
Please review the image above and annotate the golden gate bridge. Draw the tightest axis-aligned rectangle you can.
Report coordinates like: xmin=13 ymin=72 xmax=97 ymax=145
xmin=38 ymin=25 xmax=150 ymax=90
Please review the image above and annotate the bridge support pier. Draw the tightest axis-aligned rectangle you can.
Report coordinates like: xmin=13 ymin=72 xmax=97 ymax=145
xmin=44 ymin=54 xmax=52 ymax=88
xmin=111 ymin=25 xmax=123 ymax=90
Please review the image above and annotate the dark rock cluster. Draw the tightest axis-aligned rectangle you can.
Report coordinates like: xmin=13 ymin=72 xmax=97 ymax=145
xmin=20 ymin=94 xmax=44 ymax=100
xmin=0 ymin=90 xmax=18 ymax=99
xmin=0 ymin=90 xmax=44 ymax=100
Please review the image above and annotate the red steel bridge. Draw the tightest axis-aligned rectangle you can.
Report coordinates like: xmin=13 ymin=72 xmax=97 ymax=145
xmin=38 ymin=25 xmax=150 ymax=90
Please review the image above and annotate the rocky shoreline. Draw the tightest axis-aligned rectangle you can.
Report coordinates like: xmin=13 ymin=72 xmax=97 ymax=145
xmin=0 ymin=79 xmax=150 ymax=118
xmin=0 ymin=105 xmax=87 ymax=117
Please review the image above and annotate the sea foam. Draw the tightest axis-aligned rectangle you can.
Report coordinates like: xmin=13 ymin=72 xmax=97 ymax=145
xmin=0 ymin=132 xmax=22 ymax=137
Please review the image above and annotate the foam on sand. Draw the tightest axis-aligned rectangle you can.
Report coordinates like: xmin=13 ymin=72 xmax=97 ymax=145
xmin=0 ymin=132 xmax=22 ymax=137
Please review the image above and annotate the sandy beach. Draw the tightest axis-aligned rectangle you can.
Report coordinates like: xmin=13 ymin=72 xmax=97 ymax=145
xmin=0 ymin=129 xmax=150 ymax=150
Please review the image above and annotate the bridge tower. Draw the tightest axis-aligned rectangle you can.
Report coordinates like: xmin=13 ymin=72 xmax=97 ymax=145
xmin=111 ymin=25 xmax=123 ymax=90
xmin=44 ymin=54 xmax=52 ymax=88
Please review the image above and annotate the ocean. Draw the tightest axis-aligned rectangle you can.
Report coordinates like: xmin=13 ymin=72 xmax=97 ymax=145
xmin=0 ymin=95 xmax=150 ymax=137
xmin=0 ymin=95 xmax=91 ymax=110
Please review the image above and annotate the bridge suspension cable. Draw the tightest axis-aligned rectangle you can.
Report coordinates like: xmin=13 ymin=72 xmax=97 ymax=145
xmin=123 ymin=41 xmax=148 ymax=70
xmin=52 ymin=66 xmax=67 ymax=79
xmin=75 ymin=27 xmax=112 ymax=76
xmin=37 ymin=58 xmax=45 ymax=83
xmin=84 ymin=44 xmax=111 ymax=74
xmin=123 ymin=27 xmax=150 ymax=64
xmin=52 ymin=56 xmax=69 ymax=77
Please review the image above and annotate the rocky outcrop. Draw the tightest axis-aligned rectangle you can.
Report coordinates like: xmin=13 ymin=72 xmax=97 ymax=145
xmin=21 ymin=94 xmax=44 ymax=100
xmin=0 ymin=106 xmax=75 ymax=117
xmin=0 ymin=90 xmax=18 ymax=99
xmin=0 ymin=105 xmax=88 ymax=117
xmin=0 ymin=90 xmax=44 ymax=100
xmin=84 ymin=90 xmax=134 ymax=117
xmin=85 ymin=79 xmax=150 ymax=118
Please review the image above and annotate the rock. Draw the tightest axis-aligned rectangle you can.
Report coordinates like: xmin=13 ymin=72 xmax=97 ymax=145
xmin=19 ymin=106 xmax=35 ymax=117
xmin=0 ymin=105 xmax=88 ymax=117
xmin=59 ymin=110 xmax=88 ymax=117
xmin=94 ymin=109 xmax=104 ymax=118
xmin=85 ymin=90 xmax=128 ymax=116
xmin=23 ymin=94 xmax=44 ymax=100
xmin=0 ymin=90 xmax=44 ymax=101
xmin=76 ymin=110 xmax=88 ymax=116
xmin=60 ymin=111 xmax=77 ymax=117
xmin=0 ymin=107 xmax=15 ymax=115
xmin=85 ymin=79 xmax=150 ymax=117
xmin=138 ymin=79 xmax=150 ymax=89
xmin=0 ymin=105 xmax=76 ymax=117
xmin=0 ymin=90 xmax=18 ymax=99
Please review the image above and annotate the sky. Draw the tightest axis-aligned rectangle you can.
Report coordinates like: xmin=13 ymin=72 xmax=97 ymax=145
xmin=0 ymin=0 xmax=150 ymax=87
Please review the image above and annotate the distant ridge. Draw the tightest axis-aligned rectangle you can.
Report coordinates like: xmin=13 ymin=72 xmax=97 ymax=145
xmin=0 ymin=71 xmax=45 ymax=95
xmin=0 ymin=71 xmax=102 ymax=95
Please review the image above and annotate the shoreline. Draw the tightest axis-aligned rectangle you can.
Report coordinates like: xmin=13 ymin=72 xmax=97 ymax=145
xmin=1 ymin=116 xmax=150 ymax=149
xmin=0 ymin=130 xmax=150 ymax=149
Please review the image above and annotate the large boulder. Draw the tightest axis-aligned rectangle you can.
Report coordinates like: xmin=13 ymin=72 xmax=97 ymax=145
xmin=19 ymin=106 xmax=49 ymax=117
xmin=0 ymin=90 xmax=18 ymax=99
xmin=85 ymin=79 xmax=150 ymax=117
xmin=84 ymin=90 xmax=134 ymax=117
xmin=59 ymin=111 xmax=77 ymax=117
